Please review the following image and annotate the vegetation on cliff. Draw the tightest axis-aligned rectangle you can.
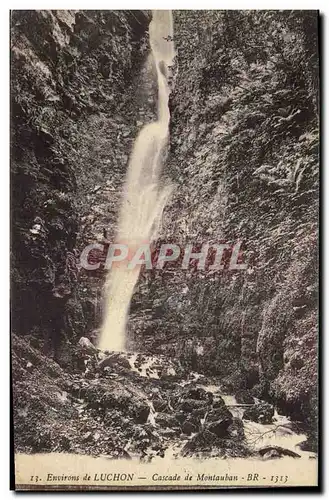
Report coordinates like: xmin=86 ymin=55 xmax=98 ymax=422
xmin=11 ymin=10 xmax=318 ymax=449
xmin=135 ymin=10 xmax=318 ymax=437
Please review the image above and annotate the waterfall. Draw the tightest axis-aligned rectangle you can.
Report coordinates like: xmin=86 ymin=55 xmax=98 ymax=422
xmin=98 ymin=11 xmax=176 ymax=352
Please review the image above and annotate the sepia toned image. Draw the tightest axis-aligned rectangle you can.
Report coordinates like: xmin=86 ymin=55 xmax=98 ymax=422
xmin=10 ymin=9 xmax=319 ymax=490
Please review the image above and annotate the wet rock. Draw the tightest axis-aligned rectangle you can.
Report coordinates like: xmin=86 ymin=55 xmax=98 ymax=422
xmin=26 ymin=361 xmax=34 ymax=373
xmin=161 ymin=429 xmax=177 ymax=438
xmin=206 ymin=419 xmax=232 ymax=438
xmin=258 ymin=445 xmax=301 ymax=459
xmin=181 ymin=419 xmax=198 ymax=435
xmin=134 ymin=404 xmax=150 ymax=424
xmin=180 ymin=430 xmax=251 ymax=458
xmin=131 ymin=425 xmax=149 ymax=443
xmin=191 ymin=408 xmax=206 ymax=419
xmin=298 ymin=437 xmax=318 ymax=453
xmin=181 ymin=430 xmax=215 ymax=456
xmin=227 ymin=417 xmax=245 ymax=440
xmin=243 ymin=402 xmax=274 ymax=424
xmin=251 ymin=381 xmax=270 ymax=400
xmin=184 ymin=387 xmax=209 ymax=401
xmin=98 ymin=353 xmax=131 ymax=371
xmin=207 ymin=406 xmax=233 ymax=423
xmin=152 ymin=398 xmax=168 ymax=412
xmin=130 ymin=424 xmax=164 ymax=458
xmin=60 ymin=435 xmax=72 ymax=451
xmin=118 ymin=450 xmax=132 ymax=460
xmin=155 ymin=412 xmax=180 ymax=429
xmin=235 ymin=389 xmax=254 ymax=404
xmin=212 ymin=396 xmax=226 ymax=408
xmin=205 ymin=406 xmax=233 ymax=437
xmin=174 ymin=411 xmax=187 ymax=424
xmin=161 ymin=366 xmax=178 ymax=379
xmin=262 ymin=449 xmax=281 ymax=459
xmin=178 ymin=399 xmax=206 ymax=413
xmin=82 ymin=431 xmax=93 ymax=442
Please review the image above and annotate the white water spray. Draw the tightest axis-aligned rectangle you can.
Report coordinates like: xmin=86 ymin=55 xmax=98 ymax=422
xmin=99 ymin=11 xmax=176 ymax=351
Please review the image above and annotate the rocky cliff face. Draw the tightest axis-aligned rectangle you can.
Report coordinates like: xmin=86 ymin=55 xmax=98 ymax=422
xmin=11 ymin=10 xmax=150 ymax=355
xmin=130 ymin=11 xmax=318 ymax=432
xmin=172 ymin=11 xmax=318 ymax=430
xmin=11 ymin=10 xmax=318 ymax=440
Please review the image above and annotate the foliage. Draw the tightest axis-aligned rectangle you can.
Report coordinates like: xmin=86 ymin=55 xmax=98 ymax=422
xmin=136 ymin=11 xmax=319 ymax=431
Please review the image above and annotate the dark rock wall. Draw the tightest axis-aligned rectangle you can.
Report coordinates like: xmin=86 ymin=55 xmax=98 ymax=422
xmin=11 ymin=10 xmax=318 ymax=432
xmin=131 ymin=11 xmax=318 ymax=427
xmin=11 ymin=10 xmax=150 ymax=352
xmin=169 ymin=10 xmax=318 ymax=424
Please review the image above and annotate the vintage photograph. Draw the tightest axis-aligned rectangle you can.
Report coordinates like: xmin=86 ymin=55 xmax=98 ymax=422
xmin=11 ymin=9 xmax=319 ymax=490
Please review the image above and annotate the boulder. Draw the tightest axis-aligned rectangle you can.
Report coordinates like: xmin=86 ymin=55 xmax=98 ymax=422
xmin=212 ymin=395 xmax=226 ymax=408
xmin=178 ymin=399 xmax=206 ymax=413
xmin=98 ymin=353 xmax=131 ymax=371
xmin=152 ymin=398 xmax=168 ymax=413
xmin=205 ymin=407 xmax=233 ymax=437
xmin=258 ymin=445 xmax=301 ymax=459
xmin=184 ymin=387 xmax=209 ymax=401
xmin=161 ymin=429 xmax=177 ymax=438
xmin=207 ymin=420 xmax=231 ymax=438
xmin=155 ymin=413 xmax=180 ymax=429
xmin=243 ymin=402 xmax=274 ymax=424
xmin=78 ymin=337 xmax=97 ymax=353
xmin=262 ymin=449 xmax=281 ymax=459
xmin=235 ymin=389 xmax=254 ymax=404
xmin=182 ymin=419 xmax=198 ymax=435
xmin=181 ymin=430 xmax=251 ymax=458
xmin=207 ymin=406 xmax=233 ymax=423
xmin=298 ymin=437 xmax=317 ymax=453
xmin=191 ymin=408 xmax=206 ymax=419
xmin=181 ymin=430 xmax=216 ymax=456
xmin=174 ymin=411 xmax=187 ymax=424
xmin=227 ymin=417 xmax=245 ymax=440
xmin=134 ymin=404 xmax=150 ymax=424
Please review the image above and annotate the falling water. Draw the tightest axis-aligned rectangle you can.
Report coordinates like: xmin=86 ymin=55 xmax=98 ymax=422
xmin=98 ymin=11 xmax=176 ymax=351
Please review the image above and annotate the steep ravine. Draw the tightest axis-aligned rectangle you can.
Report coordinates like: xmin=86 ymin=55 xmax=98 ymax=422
xmin=130 ymin=11 xmax=318 ymax=445
xmin=11 ymin=10 xmax=318 ymax=456
xmin=13 ymin=334 xmax=315 ymax=461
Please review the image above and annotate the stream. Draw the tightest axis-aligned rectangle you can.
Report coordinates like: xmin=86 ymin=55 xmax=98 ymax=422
xmin=121 ymin=351 xmax=316 ymax=462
